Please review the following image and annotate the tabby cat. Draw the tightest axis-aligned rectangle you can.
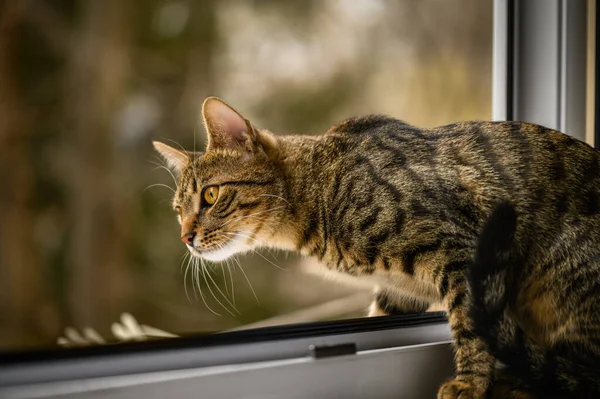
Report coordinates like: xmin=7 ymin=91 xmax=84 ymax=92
xmin=154 ymin=97 xmax=600 ymax=398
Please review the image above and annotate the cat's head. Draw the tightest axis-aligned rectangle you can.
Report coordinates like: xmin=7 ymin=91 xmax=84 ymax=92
xmin=154 ymin=97 xmax=289 ymax=262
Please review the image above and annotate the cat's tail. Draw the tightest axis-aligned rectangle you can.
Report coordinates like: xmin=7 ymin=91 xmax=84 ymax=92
xmin=468 ymin=201 xmax=517 ymax=336
xmin=468 ymin=201 xmax=600 ymax=397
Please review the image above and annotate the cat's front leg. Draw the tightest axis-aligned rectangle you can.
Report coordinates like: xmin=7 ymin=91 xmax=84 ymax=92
xmin=437 ymin=265 xmax=495 ymax=399
xmin=367 ymin=288 xmax=430 ymax=316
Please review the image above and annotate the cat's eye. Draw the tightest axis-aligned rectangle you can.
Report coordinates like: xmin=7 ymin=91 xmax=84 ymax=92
xmin=203 ymin=186 xmax=219 ymax=206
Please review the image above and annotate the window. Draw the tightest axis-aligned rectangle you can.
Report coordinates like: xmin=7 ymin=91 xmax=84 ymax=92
xmin=0 ymin=0 xmax=492 ymax=351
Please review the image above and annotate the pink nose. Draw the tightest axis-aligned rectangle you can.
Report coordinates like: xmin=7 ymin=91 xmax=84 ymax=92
xmin=181 ymin=232 xmax=196 ymax=245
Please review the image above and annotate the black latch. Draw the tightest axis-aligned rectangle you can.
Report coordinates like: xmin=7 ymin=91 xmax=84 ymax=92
xmin=308 ymin=343 xmax=357 ymax=359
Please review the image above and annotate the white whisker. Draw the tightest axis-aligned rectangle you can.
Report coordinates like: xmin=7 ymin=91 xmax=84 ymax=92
xmin=193 ymin=128 xmax=197 ymax=172
xmin=221 ymin=231 xmax=265 ymax=246
xmin=192 ymin=257 xmax=199 ymax=300
xmin=180 ymin=251 xmax=190 ymax=272
xmin=194 ymin=257 xmax=222 ymax=316
xmin=220 ymin=206 xmax=285 ymax=228
xmin=150 ymin=160 xmax=178 ymax=186
xmin=234 ymin=257 xmax=259 ymax=304
xmin=229 ymin=232 xmax=287 ymax=271
xmin=221 ymin=262 xmax=230 ymax=298
xmin=203 ymin=258 xmax=240 ymax=315
xmin=251 ymin=248 xmax=287 ymax=271
xmin=143 ymin=183 xmax=175 ymax=194
xmin=183 ymin=253 xmax=193 ymax=303
xmin=200 ymin=256 xmax=236 ymax=316
xmin=234 ymin=229 xmax=279 ymax=258
xmin=220 ymin=231 xmax=285 ymax=271
xmin=221 ymin=257 xmax=236 ymax=306
xmin=161 ymin=138 xmax=191 ymax=161
xmin=258 ymin=194 xmax=292 ymax=206
xmin=227 ymin=259 xmax=236 ymax=306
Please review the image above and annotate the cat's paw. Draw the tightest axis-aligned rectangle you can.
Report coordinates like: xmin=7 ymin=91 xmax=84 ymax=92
xmin=367 ymin=300 xmax=389 ymax=317
xmin=437 ymin=379 xmax=487 ymax=399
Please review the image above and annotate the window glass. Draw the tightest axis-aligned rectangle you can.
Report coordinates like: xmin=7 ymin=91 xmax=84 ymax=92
xmin=0 ymin=0 xmax=492 ymax=351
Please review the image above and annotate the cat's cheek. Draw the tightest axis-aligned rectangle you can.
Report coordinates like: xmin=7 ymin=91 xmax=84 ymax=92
xmin=198 ymin=235 xmax=249 ymax=262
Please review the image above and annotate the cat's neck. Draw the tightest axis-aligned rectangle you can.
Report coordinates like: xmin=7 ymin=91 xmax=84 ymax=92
xmin=270 ymin=134 xmax=337 ymax=256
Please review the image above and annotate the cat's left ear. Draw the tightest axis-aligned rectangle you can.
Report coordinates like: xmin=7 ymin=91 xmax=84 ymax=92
xmin=202 ymin=97 xmax=256 ymax=152
xmin=203 ymin=96 xmax=282 ymax=157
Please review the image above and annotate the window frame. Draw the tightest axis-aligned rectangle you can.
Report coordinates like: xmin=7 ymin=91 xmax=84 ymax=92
xmin=0 ymin=314 xmax=452 ymax=398
xmin=493 ymin=0 xmax=590 ymax=144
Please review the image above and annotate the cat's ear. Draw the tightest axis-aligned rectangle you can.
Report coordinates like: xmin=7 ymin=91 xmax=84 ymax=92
xmin=153 ymin=141 xmax=189 ymax=173
xmin=202 ymin=97 xmax=255 ymax=151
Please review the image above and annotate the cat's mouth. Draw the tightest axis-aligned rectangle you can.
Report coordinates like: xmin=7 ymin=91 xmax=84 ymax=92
xmin=186 ymin=244 xmax=204 ymax=258
xmin=185 ymin=235 xmax=246 ymax=262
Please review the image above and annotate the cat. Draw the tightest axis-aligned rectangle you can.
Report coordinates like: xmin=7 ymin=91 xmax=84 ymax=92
xmin=154 ymin=97 xmax=600 ymax=398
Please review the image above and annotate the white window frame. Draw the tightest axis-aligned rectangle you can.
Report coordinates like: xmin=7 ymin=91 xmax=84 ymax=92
xmin=493 ymin=0 xmax=590 ymax=144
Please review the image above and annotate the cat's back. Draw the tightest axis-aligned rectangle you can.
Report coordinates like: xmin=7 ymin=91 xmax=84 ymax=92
xmin=329 ymin=115 xmax=587 ymax=150
xmin=324 ymin=116 xmax=600 ymax=213
xmin=326 ymin=114 xmax=411 ymax=136
xmin=327 ymin=115 xmax=597 ymax=170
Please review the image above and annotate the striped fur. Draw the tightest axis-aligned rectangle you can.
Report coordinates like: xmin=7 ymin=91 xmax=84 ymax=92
xmin=155 ymin=97 xmax=600 ymax=399
xmin=469 ymin=202 xmax=600 ymax=398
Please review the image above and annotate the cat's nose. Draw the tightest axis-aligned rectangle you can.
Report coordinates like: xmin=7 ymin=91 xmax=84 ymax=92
xmin=181 ymin=232 xmax=196 ymax=246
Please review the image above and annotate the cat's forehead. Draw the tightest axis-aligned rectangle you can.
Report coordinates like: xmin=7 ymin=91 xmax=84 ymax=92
xmin=180 ymin=150 xmax=249 ymax=185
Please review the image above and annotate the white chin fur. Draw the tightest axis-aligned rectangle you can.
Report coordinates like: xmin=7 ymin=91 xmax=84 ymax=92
xmin=188 ymin=235 xmax=248 ymax=262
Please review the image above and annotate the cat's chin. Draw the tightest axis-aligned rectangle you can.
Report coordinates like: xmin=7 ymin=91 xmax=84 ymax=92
xmin=186 ymin=235 xmax=247 ymax=262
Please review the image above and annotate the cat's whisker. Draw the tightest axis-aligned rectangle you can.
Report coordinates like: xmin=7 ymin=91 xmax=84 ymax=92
xmin=251 ymin=248 xmax=287 ymax=271
xmin=180 ymin=250 xmax=190 ymax=272
xmin=205 ymin=262 xmax=240 ymax=315
xmin=220 ymin=231 xmax=266 ymax=246
xmin=210 ymin=245 xmax=239 ymax=311
xmin=227 ymin=258 xmax=236 ymax=306
xmin=220 ymin=232 xmax=287 ymax=271
xmin=181 ymin=250 xmax=192 ymax=302
xmin=258 ymin=194 xmax=292 ymax=207
xmin=193 ymin=128 xmax=196 ymax=156
xmin=191 ymin=257 xmax=199 ymax=300
xmin=221 ymin=261 xmax=230 ymax=298
xmin=143 ymin=183 xmax=176 ymax=194
xmin=221 ymin=229 xmax=274 ymax=257
xmin=220 ymin=206 xmax=285 ymax=228
xmin=229 ymin=229 xmax=278 ymax=258
xmin=192 ymin=128 xmax=198 ymax=176
xmin=233 ymin=256 xmax=259 ymax=304
xmin=194 ymin=257 xmax=222 ymax=316
xmin=162 ymin=138 xmax=191 ymax=161
xmin=221 ymin=257 xmax=236 ymax=306
xmin=199 ymin=256 xmax=237 ymax=316
xmin=150 ymin=161 xmax=178 ymax=186
xmin=182 ymin=252 xmax=193 ymax=303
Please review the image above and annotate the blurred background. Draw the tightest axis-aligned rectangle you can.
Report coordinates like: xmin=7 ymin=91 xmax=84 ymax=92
xmin=0 ymin=0 xmax=492 ymax=350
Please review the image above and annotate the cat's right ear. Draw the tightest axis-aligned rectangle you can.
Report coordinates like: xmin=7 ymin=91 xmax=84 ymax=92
xmin=153 ymin=141 xmax=189 ymax=174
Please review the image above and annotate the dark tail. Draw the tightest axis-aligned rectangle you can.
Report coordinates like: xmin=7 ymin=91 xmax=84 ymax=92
xmin=468 ymin=201 xmax=600 ymax=397
xmin=469 ymin=201 xmax=517 ymax=327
